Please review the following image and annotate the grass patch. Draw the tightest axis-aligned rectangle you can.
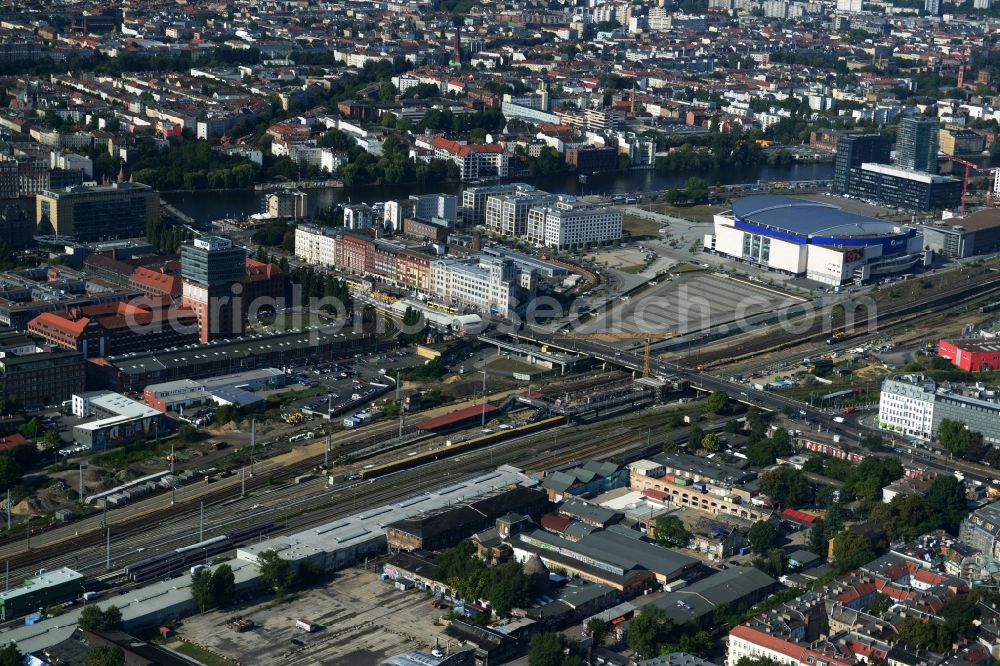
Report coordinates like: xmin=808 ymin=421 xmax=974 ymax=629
xmin=91 ymin=438 xmax=172 ymax=470
xmin=618 ymin=263 xmax=647 ymax=274
xmin=399 ymin=358 xmax=448 ymax=381
xmin=266 ymin=386 xmax=328 ymax=404
xmin=671 ymin=262 xmax=705 ymax=273
xmin=175 ymin=642 xmax=235 ymax=666
xmin=641 ymin=203 xmax=723 ymax=224
xmin=486 ymin=358 xmax=541 ymax=375
xmin=623 ymin=215 xmax=663 ymax=238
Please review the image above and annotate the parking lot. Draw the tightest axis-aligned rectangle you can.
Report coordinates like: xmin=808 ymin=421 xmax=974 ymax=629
xmin=278 ymin=348 xmax=419 ymax=420
xmin=178 ymin=566 xmax=449 ymax=666
xmin=575 ymin=272 xmax=801 ymax=336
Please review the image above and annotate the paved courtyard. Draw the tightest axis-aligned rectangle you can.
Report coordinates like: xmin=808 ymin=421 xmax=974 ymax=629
xmin=178 ymin=566 xmax=451 ymax=666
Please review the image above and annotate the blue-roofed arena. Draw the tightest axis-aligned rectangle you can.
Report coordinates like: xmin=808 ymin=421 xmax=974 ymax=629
xmin=705 ymin=195 xmax=927 ymax=286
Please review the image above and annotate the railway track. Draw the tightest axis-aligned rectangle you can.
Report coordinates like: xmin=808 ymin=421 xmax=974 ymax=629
xmin=0 ymin=370 xmax=634 ymax=573
xmin=683 ymin=270 xmax=1000 ymax=368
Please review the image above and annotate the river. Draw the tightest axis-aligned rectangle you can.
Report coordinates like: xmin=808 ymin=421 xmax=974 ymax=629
xmin=161 ymin=161 xmax=836 ymax=223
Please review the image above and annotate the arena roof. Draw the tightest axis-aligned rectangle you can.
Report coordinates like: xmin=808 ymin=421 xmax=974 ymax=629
xmin=730 ymin=195 xmax=902 ymax=238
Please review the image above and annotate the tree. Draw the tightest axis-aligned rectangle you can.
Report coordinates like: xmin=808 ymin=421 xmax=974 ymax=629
xmin=628 ymin=604 xmax=670 ymax=659
xmin=84 ymin=645 xmax=126 ymax=666
xmin=938 ymin=419 xmax=984 ymax=460
xmin=843 ymin=456 xmax=903 ymax=503
xmin=654 ymin=515 xmax=691 ymax=548
xmin=257 ymin=549 xmax=295 ymax=600
xmin=586 ymin=617 xmax=609 ymax=647
xmin=701 ymin=433 xmax=720 ymax=452
xmin=706 ymin=391 xmax=729 ymax=413
xmin=687 ymin=425 xmax=704 ymax=450
xmin=807 ymin=520 xmax=827 ymax=556
xmin=926 ymin=475 xmax=968 ymax=535
xmin=528 ymin=632 xmax=567 ymax=666
xmin=679 ymin=629 xmax=712 ymax=656
xmin=78 ymin=605 xmax=123 ymax=633
xmin=191 ymin=568 xmax=213 ymax=613
xmin=0 ymin=644 xmax=22 ymax=666
xmin=759 ymin=467 xmax=812 ymax=508
xmin=748 ymin=520 xmax=778 ymax=554
xmin=864 ymin=592 xmax=892 ymax=616
xmin=831 ymin=530 xmax=875 ymax=572
xmin=210 ymin=564 xmax=236 ymax=608
xmin=683 ymin=177 xmax=708 ymax=203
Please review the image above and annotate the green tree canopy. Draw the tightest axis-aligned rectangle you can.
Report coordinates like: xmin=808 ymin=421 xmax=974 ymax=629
xmin=748 ymin=520 xmax=778 ymax=554
xmin=759 ymin=467 xmax=812 ymax=508
xmin=84 ymin=645 xmax=126 ymax=666
xmin=78 ymin=605 xmax=123 ymax=633
xmin=210 ymin=564 xmax=236 ymax=609
xmin=831 ymin=530 xmax=875 ymax=572
xmin=706 ymin=391 xmax=729 ymax=413
xmin=628 ymin=604 xmax=671 ymax=658
xmin=257 ymin=550 xmax=295 ymax=600
xmin=0 ymin=644 xmax=23 ymax=666
xmin=191 ymin=568 xmax=213 ymax=613
xmin=654 ymin=515 xmax=691 ymax=548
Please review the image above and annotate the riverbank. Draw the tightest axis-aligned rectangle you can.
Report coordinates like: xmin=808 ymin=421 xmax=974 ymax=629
xmin=162 ymin=161 xmax=836 ymax=223
xmin=254 ymin=179 xmax=344 ymax=191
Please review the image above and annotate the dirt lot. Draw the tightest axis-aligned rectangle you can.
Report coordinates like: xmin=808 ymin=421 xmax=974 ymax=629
xmin=178 ymin=566 xmax=451 ymax=666
xmin=590 ymin=245 xmax=652 ymax=272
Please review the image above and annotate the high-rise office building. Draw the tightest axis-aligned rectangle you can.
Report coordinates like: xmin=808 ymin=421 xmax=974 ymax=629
xmin=895 ymin=117 xmax=940 ymax=173
xmin=924 ymin=0 xmax=942 ymax=15
xmin=832 ymin=134 xmax=892 ymax=194
xmin=180 ymin=237 xmax=247 ymax=342
xmin=35 ymin=182 xmax=158 ymax=241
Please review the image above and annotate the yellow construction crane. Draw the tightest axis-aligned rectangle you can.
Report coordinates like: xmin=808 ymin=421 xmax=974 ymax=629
xmin=553 ymin=331 xmax=677 ymax=377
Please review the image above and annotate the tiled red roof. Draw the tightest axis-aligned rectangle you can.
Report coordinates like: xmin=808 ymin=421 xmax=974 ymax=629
xmin=540 ymin=512 xmax=573 ymax=534
xmin=29 ymin=312 xmax=90 ymax=337
xmin=0 ymin=433 xmax=29 ymax=452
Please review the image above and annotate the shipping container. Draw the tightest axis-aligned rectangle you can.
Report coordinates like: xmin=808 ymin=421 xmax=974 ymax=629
xmin=675 ymin=478 xmax=690 ymax=486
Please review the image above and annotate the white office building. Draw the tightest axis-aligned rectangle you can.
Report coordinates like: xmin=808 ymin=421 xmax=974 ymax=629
xmin=430 ymin=255 xmax=518 ymax=316
xmin=294 ymin=224 xmax=337 ymax=266
xmin=344 ymin=204 xmax=375 ymax=231
xmin=413 ymin=193 xmax=458 ymax=226
xmin=526 ymin=199 xmax=623 ymax=249
xmin=485 ymin=191 xmax=558 ymax=237
xmin=878 ymin=377 xmax=936 ymax=440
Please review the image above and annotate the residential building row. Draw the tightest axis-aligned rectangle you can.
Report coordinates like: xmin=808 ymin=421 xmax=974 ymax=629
xmin=294 ymin=225 xmax=533 ymax=316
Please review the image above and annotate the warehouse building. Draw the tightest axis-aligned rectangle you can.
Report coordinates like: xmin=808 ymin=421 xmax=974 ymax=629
xmin=705 ymin=195 xmax=926 ymax=285
xmin=71 ymin=390 xmax=166 ymax=449
xmin=0 ymin=568 xmax=83 ymax=621
xmin=143 ymin=368 xmax=288 ymax=413
xmin=921 ymin=208 xmax=1000 ymax=258
xmin=385 ymin=485 xmax=548 ymax=551
xmin=509 ymin=528 xmax=700 ymax=596
xmin=238 ymin=466 xmax=537 ymax=571
xmin=651 ymin=565 xmax=777 ymax=627
xmin=938 ymin=339 xmax=1000 ymax=372
xmin=87 ymin=328 xmax=384 ymax=393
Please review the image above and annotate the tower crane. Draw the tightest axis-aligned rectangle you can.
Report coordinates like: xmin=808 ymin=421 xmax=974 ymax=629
xmin=943 ymin=156 xmax=1000 ymax=214
xmin=553 ymin=331 xmax=677 ymax=377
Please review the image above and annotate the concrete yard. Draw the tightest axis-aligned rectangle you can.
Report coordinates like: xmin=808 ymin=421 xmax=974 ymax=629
xmin=575 ymin=272 xmax=802 ymax=336
xmin=178 ymin=566 xmax=449 ymax=666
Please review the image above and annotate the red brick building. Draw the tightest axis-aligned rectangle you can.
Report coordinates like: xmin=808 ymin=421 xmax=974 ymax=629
xmin=28 ymin=299 xmax=199 ymax=358
xmin=129 ymin=266 xmax=182 ymax=299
